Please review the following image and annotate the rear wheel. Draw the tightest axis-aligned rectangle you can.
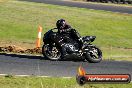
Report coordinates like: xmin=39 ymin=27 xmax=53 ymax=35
xmin=42 ymin=44 xmax=61 ymax=60
xmin=85 ymin=46 xmax=102 ymax=63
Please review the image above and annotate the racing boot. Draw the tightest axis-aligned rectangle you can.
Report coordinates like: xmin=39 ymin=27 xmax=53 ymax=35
xmin=61 ymin=44 xmax=68 ymax=59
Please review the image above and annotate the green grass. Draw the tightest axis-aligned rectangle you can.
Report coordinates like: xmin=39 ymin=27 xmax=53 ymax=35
xmin=0 ymin=76 xmax=131 ymax=88
xmin=102 ymin=47 xmax=132 ymax=61
xmin=0 ymin=0 xmax=132 ymax=60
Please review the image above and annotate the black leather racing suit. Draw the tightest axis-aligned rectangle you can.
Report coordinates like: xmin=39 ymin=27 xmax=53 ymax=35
xmin=52 ymin=25 xmax=83 ymax=57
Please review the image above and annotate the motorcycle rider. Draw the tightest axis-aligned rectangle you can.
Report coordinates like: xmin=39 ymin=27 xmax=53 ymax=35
xmin=53 ymin=19 xmax=83 ymax=58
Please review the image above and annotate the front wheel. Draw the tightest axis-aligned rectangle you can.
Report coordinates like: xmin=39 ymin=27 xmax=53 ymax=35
xmin=42 ymin=44 xmax=61 ymax=61
xmin=85 ymin=46 xmax=102 ymax=63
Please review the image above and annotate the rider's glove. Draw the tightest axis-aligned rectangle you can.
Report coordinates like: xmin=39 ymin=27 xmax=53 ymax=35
xmin=78 ymin=38 xmax=83 ymax=43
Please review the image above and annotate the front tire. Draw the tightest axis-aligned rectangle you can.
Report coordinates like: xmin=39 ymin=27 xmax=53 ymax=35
xmin=85 ymin=46 xmax=102 ymax=63
xmin=42 ymin=44 xmax=61 ymax=61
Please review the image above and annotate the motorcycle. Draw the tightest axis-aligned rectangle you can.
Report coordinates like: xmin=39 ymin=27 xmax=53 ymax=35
xmin=42 ymin=28 xmax=102 ymax=63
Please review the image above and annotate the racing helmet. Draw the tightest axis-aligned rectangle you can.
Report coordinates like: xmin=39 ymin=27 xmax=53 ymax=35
xmin=56 ymin=19 xmax=67 ymax=30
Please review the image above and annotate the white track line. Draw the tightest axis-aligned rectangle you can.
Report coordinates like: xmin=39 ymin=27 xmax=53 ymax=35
xmin=0 ymin=74 xmax=72 ymax=78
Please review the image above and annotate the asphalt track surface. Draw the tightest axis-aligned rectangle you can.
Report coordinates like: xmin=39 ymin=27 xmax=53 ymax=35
xmin=20 ymin=0 xmax=132 ymax=14
xmin=0 ymin=0 xmax=132 ymax=78
xmin=0 ymin=53 xmax=132 ymax=78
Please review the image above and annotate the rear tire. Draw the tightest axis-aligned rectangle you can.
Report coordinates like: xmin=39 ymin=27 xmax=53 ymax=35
xmin=42 ymin=44 xmax=61 ymax=61
xmin=85 ymin=46 xmax=102 ymax=63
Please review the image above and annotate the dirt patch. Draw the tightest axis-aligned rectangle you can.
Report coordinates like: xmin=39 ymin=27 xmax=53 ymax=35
xmin=0 ymin=46 xmax=42 ymax=54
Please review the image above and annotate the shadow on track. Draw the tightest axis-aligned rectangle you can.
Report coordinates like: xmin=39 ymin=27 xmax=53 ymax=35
xmin=0 ymin=53 xmax=85 ymax=62
xmin=0 ymin=53 xmax=44 ymax=60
